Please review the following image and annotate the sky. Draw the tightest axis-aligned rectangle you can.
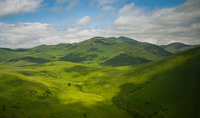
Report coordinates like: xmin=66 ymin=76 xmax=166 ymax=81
xmin=0 ymin=0 xmax=200 ymax=48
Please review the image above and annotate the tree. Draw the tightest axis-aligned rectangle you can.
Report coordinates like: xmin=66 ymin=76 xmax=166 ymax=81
xmin=68 ymin=83 xmax=71 ymax=86
xmin=84 ymin=113 xmax=87 ymax=117
xmin=3 ymin=105 xmax=5 ymax=111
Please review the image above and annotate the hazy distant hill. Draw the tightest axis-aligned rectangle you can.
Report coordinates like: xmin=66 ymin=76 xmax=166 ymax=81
xmin=161 ymin=42 xmax=197 ymax=53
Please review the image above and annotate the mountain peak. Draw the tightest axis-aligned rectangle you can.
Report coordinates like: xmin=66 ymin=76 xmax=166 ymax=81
xmin=118 ymin=36 xmax=139 ymax=43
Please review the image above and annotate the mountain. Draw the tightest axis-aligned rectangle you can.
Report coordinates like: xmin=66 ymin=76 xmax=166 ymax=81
xmin=59 ymin=37 xmax=162 ymax=67
xmin=118 ymin=36 xmax=173 ymax=58
xmin=161 ymin=42 xmax=197 ymax=53
xmin=58 ymin=36 xmax=175 ymax=67
xmin=28 ymin=43 xmax=73 ymax=53
xmin=0 ymin=45 xmax=199 ymax=118
xmin=118 ymin=36 xmax=139 ymax=44
xmin=0 ymin=36 xmax=174 ymax=67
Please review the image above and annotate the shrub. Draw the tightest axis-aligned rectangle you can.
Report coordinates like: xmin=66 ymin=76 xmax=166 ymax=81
xmin=145 ymin=100 xmax=150 ymax=105
xmin=68 ymin=83 xmax=71 ymax=86
xmin=161 ymin=107 xmax=166 ymax=111
xmin=3 ymin=105 xmax=5 ymax=111
xmin=84 ymin=113 xmax=87 ymax=117
xmin=45 ymin=89 xmax=52 ymax=95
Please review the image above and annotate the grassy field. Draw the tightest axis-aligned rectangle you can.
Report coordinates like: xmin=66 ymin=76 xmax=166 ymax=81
xmin=0 ymin=45 xmax=200 ymax=117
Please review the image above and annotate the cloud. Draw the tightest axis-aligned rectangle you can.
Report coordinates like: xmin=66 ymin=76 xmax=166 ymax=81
xmin=0 ymin=22 xmax=57 ymax=48
xmin=110 ymin=0 xmax=200 ymax=45
xmin=59 ymin=28 xmax=105 ymax=43
xmin=118 ymin=2 xmax=146 ymax=16
xmin=0 ymin=0 xmax=200 ymax=48
xmin=50 ymin=0 xmax=80 ymax=12
xmin=0 ymin=0 xmax=43 ymax=17
xmin=101 ymin=6 xmax=116 ymax=11
xmin=0 ymin=21 xmax=103 ymax=48
xmin=68 ymin=16 xmax=92 ymax=27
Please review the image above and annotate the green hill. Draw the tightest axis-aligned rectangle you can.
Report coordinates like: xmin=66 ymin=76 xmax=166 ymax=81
xmin=160 ymin=42 xmax=197 ymax=53
xmin=1 ymin=36 xmax=174 ymax=67
xmin=0 ymin=43 xmax=199 ymax=118
xmin=28 ymin=43 xmax=73 ymax=53
xmin=118 ymin=36 xmax=173 ymax=58
xmin=74 ymin=46 xmax=200 ymax=118
xmin=59 ymin=37 xmax=170 ymax=67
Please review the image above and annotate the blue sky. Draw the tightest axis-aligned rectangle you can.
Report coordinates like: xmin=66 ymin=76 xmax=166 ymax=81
xmin=0 ymin=0 xmax=199 ymax=48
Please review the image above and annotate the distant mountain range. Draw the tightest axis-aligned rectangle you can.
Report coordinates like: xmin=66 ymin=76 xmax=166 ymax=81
xmin=0 ymin=36 xmax=197 ymax=67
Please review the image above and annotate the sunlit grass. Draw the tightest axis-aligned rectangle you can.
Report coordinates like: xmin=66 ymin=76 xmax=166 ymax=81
xmin=0 ymin=46 xmax=200 ymax=117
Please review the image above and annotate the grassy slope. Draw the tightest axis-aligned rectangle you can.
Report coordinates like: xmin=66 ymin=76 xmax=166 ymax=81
xmin=81 ymin=46 xmax=200 ymax=118
xmin=0 ymin=46 xmax=199 ymax=117
xmin=59 ymin=37 xmax=161 ymax=67
xmin=118 ymin=36 xmax=173 ymax=58
xmin=0 ymin=61 xmax=130 ymax=118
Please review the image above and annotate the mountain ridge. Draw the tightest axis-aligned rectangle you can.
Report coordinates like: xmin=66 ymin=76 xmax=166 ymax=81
xmin=0 ymin=36 xmax=197 ymax=67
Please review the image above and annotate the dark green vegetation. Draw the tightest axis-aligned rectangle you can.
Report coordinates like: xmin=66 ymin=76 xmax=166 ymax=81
xmin=0 ymin=36 xmax=199 ymax=118
xmin=161 ymin=42 xmax=198 ymax=53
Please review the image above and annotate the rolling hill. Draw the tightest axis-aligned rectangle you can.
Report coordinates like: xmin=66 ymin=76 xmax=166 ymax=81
xmin=58 ymin=37 xmax=163 ymax=67
xmin=118 ymin=36 xmax=173 ymax=58
xmin=0 ymin=40 xmax=199 ymax=117
xmin=0 ymin=36 xmax=174 ymax=67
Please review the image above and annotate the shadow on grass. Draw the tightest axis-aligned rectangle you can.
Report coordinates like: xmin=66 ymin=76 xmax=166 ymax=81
xmin=100 ymin=54 xmax=151 ymax=67
xmin=63 ymin=65 xmax=100 ymax=76
xmin=59 ymin=53 xmax=98 ymax=63
xmin=9 ymin=56 xmax=50 ymax=64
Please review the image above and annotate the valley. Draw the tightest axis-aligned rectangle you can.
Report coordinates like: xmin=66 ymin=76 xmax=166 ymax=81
xmin=0 ymin=37 xmax=199 ymax=118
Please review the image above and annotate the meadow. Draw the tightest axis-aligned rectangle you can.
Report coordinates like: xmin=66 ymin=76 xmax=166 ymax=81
xmin=0 ymin=37 xmax=199 ymax=118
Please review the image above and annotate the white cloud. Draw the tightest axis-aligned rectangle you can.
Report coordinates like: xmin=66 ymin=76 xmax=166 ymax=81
xmin=68 ymin=16 xmax=92 ymax=27
xmin=118 ymin=2 xmax=146 ymax=16
xmin=110 ymin=0 xmax=200 ymax=45
xmin=0 ymin=21 xmax=104 ymax=48
xmin=101 ymin=6 xmax=116 ymax=11
xmin=0 ymin=0 xmax=200 ymax=48
xmin=0 ymin=0 xmax=43 ymax=17
xmin=59 ymin=28 xmax=105 ymax=43
xmin=0 ymin=22 xmax=57 ymax=48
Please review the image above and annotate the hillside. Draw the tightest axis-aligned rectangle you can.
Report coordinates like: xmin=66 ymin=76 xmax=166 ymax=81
xmin=118 ymin=36 xmax=173 ymax=58
xmin=58 ymin=37 xmax=162 ymax=67
xmin=1 ymin=36 xmax=174 ymax=67
xmin=0 ymin=44 xmax=199 ymax=117
xmin=160 ymin=42 xmax=197 ymax=53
